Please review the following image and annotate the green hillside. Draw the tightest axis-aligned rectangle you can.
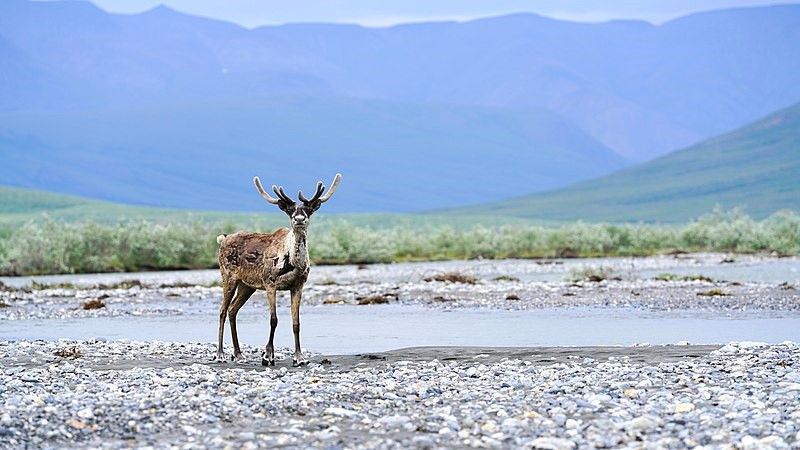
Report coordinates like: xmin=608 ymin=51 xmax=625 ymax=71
xmin=0 ymin=186 xmax=265 ymax=225
xmin=453 ymin=102 xmax=800 ymax=222
xmin=0 ymin=185 xmax=538 ymax=230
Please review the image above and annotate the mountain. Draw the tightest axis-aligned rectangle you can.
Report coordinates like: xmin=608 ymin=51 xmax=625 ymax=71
xmin=452 ymin=102 xmax=800 ymax=222
xmin=1 ymin=1 xmax=799 ymax=212
xmin=0 ymin=97 xmax=625 ymax=212
xmin=2 ymin=1 xmax=799 ymax=161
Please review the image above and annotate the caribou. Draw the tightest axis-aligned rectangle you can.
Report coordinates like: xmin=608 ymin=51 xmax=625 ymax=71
xmin=215 ymin=173 xmax=341 ymax=366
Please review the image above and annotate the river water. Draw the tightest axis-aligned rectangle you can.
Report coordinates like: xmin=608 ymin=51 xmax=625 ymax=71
xmin=3 ymin=305 xmax=800 ymax=354
xmin=2 ymin=255 xmax=799 ymax=353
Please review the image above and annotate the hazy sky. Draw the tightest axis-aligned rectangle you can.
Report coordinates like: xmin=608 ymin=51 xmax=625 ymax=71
xmin=84 ymin=0 xmax=797 ymax=27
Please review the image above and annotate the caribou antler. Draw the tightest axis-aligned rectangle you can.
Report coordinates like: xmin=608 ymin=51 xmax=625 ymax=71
xmin=318 ymin=173 xmax=341 ymax=203
xmin=297 ymin=173 xmax=342 ymax=205
xmin=255 ymin=174 xmax=340 ymax=206
xmin=254 ymin=176 xmax=296 ymax=204
xmin=298 ymin=181 xmax=324 ymax=205
xmin=273 ymin=185 xmax=296 ymax=204
xmin=253 ymin=176 xmax=280 ymax=204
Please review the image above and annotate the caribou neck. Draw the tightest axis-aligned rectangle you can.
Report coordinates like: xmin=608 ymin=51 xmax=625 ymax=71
xmin=287 ymin=228 xmax=308 ymax=270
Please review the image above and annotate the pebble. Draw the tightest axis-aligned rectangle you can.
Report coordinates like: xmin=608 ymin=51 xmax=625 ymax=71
xmin=0 ymin=339 xmax=797 ymax=448
xmin=673 ymin=403 xmax=695 ymax=414
xmin=324 ymin=407 xmax=358 ymax=418
xmin=530 ymin=437 xmax=577 ymax=450
xmin=625 ymin=415 xmax=662 ymax=433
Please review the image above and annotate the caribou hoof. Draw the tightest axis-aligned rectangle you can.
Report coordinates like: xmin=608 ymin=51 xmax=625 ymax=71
xmin=262 ymin=348 xmax=275 ymax=367
xmin=231 ymin=354 xmax=247 ymax=364
xmin=292 ymin=359 xmax=308 ymax=367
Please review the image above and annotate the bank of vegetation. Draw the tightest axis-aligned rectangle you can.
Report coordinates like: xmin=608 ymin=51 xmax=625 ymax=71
xmin=0 ymin=209 xmax=797 ymax=276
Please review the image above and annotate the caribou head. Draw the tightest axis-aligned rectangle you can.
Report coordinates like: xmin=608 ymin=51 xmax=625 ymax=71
xmin=253 ymin=173 xmax=342 ymax=231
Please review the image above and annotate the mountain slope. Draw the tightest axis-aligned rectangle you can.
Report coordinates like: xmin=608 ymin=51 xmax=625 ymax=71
xmin=1 ymin=0 xmax=799 ymax=162
xmin=453 ymin=102 xmax=800 ymax=222
xmin=0 ymin=97 xmax=626 ymax=212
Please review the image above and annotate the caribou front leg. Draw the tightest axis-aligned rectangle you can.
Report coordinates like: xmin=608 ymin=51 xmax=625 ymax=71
xmin=262 ymin=287 xmax=278 ymax=366
xmin=290 ymin=287 xmax=307 ymax=367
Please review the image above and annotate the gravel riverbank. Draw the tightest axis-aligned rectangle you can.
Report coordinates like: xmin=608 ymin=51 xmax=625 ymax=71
xmin=1 ymin=255 xmax=798 ymax=448
xmin=1 ymin=254 xmax=798 ymax=321
xmin=2 ymin=340 xmax=799 ymax=449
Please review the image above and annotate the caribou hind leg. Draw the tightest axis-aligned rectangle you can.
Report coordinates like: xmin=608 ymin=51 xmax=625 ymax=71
xmin=228 ymin=283 xmax=256 ymax=363
xmin=216 ymin=277 xmax=238 ymax=361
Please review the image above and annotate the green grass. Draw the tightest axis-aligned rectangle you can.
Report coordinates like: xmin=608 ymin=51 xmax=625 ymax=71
xmin=1 ymin=208 xmax=797 ymax=276
xmin=452 ymin=102 xmax=800 ymax=222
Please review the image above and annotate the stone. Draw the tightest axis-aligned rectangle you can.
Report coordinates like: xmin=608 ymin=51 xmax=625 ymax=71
xmin=77 ymin=408 xmax=94 ymax=419
xmin=324 ymin=407 xmax=358 ymax=418
xmin=625 ymin=415 xmax=662 ymax=433
xmin=673 ymin=403 xmax=695 ymax=414
xmin=530 ymin=437 xmax=577 ymax=450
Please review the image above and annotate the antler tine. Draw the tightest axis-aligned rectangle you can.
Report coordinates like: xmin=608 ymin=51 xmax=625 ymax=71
xmin=254 ymin=176 xmax=280 ymax=204
xmin=318 ymin=173 xmax=342 ymax=203
xmin=273 ymin=185 xmax=296 ymax=204
xmin=298 ymin=181 xmax=325 ymax=205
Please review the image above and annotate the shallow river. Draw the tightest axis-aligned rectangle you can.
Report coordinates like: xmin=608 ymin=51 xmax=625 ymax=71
xmin=4 ymin=305 xmax=800 ymax=354
xmin=2 ymin=255 xmax=799 ymax=353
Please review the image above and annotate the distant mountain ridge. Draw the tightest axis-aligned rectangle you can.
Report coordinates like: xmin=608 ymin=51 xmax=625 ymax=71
xmin=1 ymin=1 xmax=799 ymax=212
xmin=0 ymin=98 xmax=625 ymax=212
xmin=451 ymin=102 xmax=800 ymax=221
xmin=2 ymin=1 xmax=799 ymax=160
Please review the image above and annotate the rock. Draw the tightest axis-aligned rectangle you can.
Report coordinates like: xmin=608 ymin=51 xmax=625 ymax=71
xmin=324 ymin=407 xmax=358 ymax=418
xmin=239 ymin=431 xmax=256 ymax=440
xmin=673 ymin=403 xmax=695 ymax=414
xmin=530 ymin=437 xmax=577 ymax=450
xmin=624 ymin=415 xmax=662 ymax=433
xmin=77 ymin=408 xmax=94 ymax=419
xmin=587 ymin=394 xmax=612 ymax=405
xmin=377 ymin=415 xmax=410 ymax=427
xmin=784 ymin=371 xmax=800 ymax=383
xmin=738 ymin=341 xmax=769 ymax=350
xmin=67 ymin=420 xmax=86 ymax=429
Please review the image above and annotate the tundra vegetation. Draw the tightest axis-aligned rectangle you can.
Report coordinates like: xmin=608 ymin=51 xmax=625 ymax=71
xmin=0 ymin=209 xmax=797 ymax=276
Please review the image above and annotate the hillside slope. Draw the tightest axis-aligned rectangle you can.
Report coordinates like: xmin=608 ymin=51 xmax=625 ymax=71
xmin=1 ymin=0 xmax=799 ymax=162
xmin=0 ymin=98 xmax=626 ymax=212
xmin=453 ymin=102 xmax=800 ymax=222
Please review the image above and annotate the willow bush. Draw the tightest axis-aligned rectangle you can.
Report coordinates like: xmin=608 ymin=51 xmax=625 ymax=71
xmin=0 ymin=209 xmax=797 ymax=275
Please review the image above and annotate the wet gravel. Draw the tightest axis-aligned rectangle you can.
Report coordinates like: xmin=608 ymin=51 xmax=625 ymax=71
xmin=1 ymin=254 xmax=798 ymax=320
xmin=1 ymin=255 xmax=799 ymax=448
xmin=1 ymin=340 xmax=799 ymax=449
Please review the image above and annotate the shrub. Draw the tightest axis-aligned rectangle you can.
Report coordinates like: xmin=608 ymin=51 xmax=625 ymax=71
xmin=0 ymin=209 xmax=796 ymax=275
